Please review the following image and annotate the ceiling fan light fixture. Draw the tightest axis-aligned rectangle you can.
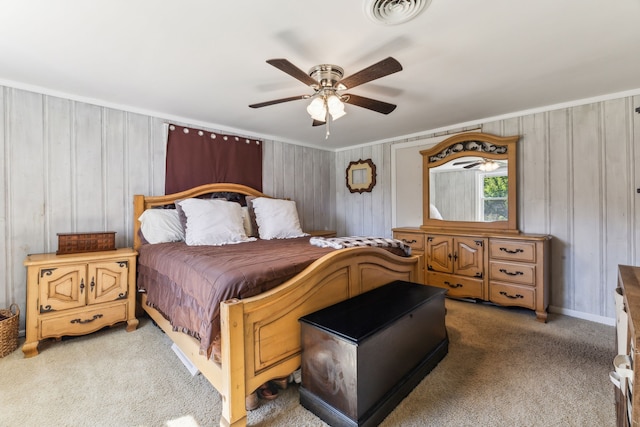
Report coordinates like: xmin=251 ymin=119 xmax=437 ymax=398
xmin=327 ymin=94 xmax=346 ymax=120
xmin=307 ymin=97 xmax=327 ymax=121
xmin=330 ymin=108 xmax=347 ymax=121
xmin=307 ymin=93 xmax=347 ymax=122
xmin=478 ymin=161 xmax=500 ymax=172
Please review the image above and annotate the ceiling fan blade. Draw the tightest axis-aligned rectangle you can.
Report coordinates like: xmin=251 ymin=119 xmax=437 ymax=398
xmin=453 ymin=160 xmax=476 ymax=165
xmin=312 ymin=119 xmax=325 ymax=127
xmin=338 ymin=57 xmax=402 ymax=90
xmin=464 ymin=162 xmax=482 ymax=169
xmin=249 ymin=95 xmax=308 ymax=108
xmin=343 ymin=93 xmax=397 ymax=115
xmin=266 ymin=58 xmax=318 ymax=87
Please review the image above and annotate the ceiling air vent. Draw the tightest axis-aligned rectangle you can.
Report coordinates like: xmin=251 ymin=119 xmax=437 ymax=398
xmin=364 ymin=0 xmax=432 ymax=25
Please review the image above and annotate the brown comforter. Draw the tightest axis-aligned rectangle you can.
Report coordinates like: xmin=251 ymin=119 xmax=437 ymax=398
xmin=137 ymin=237 xmax=335 ymax=358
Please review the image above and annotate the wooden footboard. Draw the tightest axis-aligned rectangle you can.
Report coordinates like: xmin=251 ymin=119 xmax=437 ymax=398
xmin=219 ymin=246 xmax=421 ymax=427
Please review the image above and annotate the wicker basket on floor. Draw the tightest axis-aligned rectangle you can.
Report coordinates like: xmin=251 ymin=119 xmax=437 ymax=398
xmin=0 ymin=303 xmax=19 ymax=357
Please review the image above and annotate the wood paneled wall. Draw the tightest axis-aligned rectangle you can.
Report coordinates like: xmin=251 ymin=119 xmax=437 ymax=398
xmin=3 ymin=82 xmax=636 ymax=324
xmin=336 ymin=95 xmax=640 ymax=321
xmin=0 ymin=86 xmax=334 ymax=330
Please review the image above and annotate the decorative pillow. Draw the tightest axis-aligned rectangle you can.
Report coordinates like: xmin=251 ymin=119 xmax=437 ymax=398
xmin=138 ymin=209 xmax=185 ymax=244
xmin=174 ymin=196 xmax=227 ymax=233
xmin=245 ymin=196 xmax=259 ymax=238
xmin=241 ymin=206 xmax=254 ymax=237
xmin=176 ymin=198 xmax=255 ymax=246
xmin=250 ymin=197 xmax=308 ymax=240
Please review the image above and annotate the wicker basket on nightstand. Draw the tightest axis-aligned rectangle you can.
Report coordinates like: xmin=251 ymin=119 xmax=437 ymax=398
xmin=0 ymin=303 xmax=19 ymax=357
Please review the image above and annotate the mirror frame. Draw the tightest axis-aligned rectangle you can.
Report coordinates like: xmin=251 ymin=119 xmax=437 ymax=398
xmin=346 ymin=158 xmax=377 ymax=193
xmin=420 ymin=132 xmax=519 ymax=233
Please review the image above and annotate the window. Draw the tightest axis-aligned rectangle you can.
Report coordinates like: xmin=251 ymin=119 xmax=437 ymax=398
xmin=479 ymin=172 xmax=508 ymax=221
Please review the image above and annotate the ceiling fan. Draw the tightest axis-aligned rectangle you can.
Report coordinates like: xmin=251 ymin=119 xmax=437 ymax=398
xmin=249 ymin=57 xmax=402 ymax=133
xmin=453 ymin=158 xmax=506 ymax=171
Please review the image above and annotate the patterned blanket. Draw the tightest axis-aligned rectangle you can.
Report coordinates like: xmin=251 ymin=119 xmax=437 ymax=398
xmin=310 ymin=236 xmax=412 ymax=256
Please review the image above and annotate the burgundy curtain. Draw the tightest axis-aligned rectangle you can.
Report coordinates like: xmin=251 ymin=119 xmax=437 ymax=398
xmin=165 ymin=124 xmax=263 ymax=194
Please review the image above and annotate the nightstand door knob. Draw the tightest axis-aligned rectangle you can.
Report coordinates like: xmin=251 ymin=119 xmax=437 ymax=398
xmin=79 ymin=278 xmax=85 ymax=293
xmin=90 ymin=277 xmax=95 ymax=293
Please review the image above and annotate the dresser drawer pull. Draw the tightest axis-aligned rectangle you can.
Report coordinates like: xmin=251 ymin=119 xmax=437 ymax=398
xmin=499 ymin=291 xmax=523 ymax=299
xmin=402 ymin=239 xmax=417 ymax=244
xmin=499 ymin=268 xmax=524 ymax=276
xmin=499 ymin=247 xmax=524 ymax=254
xmin=444 ymin=281 xmax=463 ymax=289
xmin=70 ymin=314 xmax=103 ymax=324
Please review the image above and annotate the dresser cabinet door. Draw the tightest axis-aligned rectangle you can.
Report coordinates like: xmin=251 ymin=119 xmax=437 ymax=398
xmin=38 ymin=265 xmax=87 ymax=313
xmin=454 ymin=237 xmax=485 ymax=278
xmin=87 ymin=260 xmax=130 ymax=305
xmin=426 ymin=236 xmax=453 ymax=273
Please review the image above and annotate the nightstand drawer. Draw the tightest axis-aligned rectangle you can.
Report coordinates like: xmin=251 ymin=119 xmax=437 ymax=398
xmin=490 ymin=261 xmax=535 ymax=286
xmin=39 ymin=302 xmax=127 ymax=339
xmin=394 ymin=232 xmax=424 ymax=251
xmin=490 ymin=240 xmax=536 ymax=262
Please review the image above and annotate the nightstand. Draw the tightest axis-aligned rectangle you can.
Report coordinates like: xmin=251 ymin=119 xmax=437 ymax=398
xmin=22 ymin=248 xmax=138 ymax=357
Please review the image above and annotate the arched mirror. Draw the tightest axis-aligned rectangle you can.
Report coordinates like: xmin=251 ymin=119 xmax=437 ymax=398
xmin=420 ymin=132 xmax=519 ymax=233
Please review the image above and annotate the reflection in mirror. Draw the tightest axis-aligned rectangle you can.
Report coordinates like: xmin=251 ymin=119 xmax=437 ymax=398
xmin=429 ymin=156 xmax=508 ymax=222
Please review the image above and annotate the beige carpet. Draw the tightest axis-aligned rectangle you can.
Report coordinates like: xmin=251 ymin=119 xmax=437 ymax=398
xmin=0 ymin=299 xmax=616 ymax=427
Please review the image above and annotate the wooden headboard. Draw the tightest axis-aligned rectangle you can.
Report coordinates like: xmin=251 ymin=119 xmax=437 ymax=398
xmin=133 ymin=183 xmax=269 ymax=250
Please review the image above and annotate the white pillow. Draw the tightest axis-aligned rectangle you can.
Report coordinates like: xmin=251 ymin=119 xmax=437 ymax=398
xmin=177 ymin=198 xmax=255 ymax=246
xmin=138 ymin=209 xmax=185 ymax=244
xmin=251 ymin=197 xmax=308 ymax=240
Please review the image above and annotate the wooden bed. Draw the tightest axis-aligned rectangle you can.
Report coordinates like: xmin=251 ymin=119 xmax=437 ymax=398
xmin=133 ymin=183 xmax=423 ymax=427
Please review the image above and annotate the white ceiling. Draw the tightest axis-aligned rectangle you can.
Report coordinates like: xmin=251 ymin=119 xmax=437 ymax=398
xmin=1 ymin=0 xmax=639 ymax=151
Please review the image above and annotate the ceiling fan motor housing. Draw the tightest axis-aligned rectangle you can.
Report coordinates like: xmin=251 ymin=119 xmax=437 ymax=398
xmin=308 ymin=64 xmax=344 ymax=89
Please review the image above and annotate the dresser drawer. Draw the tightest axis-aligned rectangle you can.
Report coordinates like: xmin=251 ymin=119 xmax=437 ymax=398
xmin=489 ymin=282 xmax=535 ymax=309
xmin=39 ymin=302 xmax=128 ymax=339
xmin=394 ymin=232 xmax=424 ymax=251
xmin=490 ymin=239 xmax=536 ymax=263
xmin=427 ymin=272 xmax=483 ymax=299
xmin=489 ymin=261 xmax=535 ymax=286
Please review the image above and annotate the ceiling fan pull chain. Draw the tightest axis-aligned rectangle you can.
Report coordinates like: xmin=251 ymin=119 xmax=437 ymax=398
xmin=325 ymin=118 xmax=331 ymax=139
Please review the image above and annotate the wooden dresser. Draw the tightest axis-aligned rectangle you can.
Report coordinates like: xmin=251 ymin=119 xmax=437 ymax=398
xmin=22 ymin=248 xmax=138 ymax=357
xmin=393 ymin=227 xmax=551 ymax=321
xmin=615 ymin=265 xmax=640 ymax=426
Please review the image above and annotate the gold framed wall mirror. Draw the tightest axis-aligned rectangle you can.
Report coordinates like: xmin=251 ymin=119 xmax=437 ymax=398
xmin=346 ymin=159 xmax=377 ymax=193
xmin=420 ymin=132 xmax=519 ymax=233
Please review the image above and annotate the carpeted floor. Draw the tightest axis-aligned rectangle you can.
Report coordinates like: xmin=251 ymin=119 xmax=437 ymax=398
xmin=0 ymin=298 xmax=616 ymax=427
